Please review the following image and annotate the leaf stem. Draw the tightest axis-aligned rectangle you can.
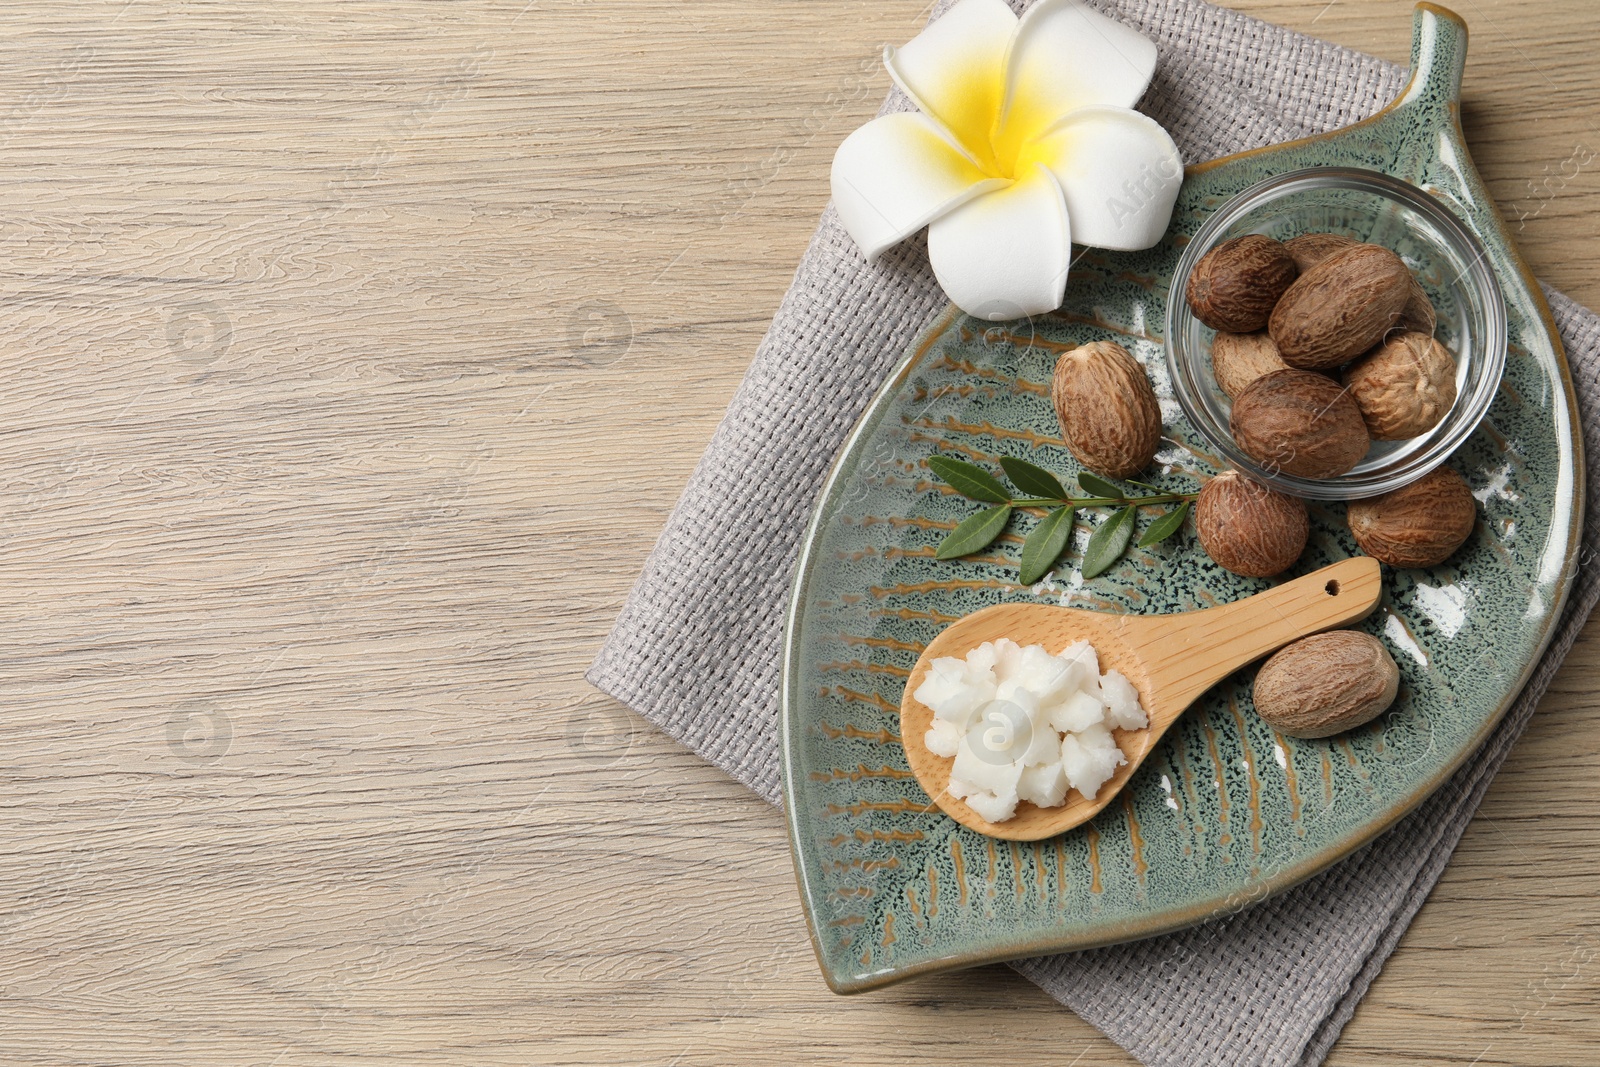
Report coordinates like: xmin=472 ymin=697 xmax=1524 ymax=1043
xmin=1011 ymin=492 xmax=1200 ymax=508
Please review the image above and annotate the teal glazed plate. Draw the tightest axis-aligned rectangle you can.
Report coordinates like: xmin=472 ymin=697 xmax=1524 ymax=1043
xmin=780 ymin=4 xmax=1583 ymax=993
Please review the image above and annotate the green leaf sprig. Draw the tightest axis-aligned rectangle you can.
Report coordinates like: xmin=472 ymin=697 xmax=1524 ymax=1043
xmin=927 ymin=456 xmax=1199 ymax=583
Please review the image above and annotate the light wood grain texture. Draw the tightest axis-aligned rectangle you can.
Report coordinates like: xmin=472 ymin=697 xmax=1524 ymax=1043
xmin=901 ymin=558 xmax=1382 ymax=840
xmin=0 ymin=1 xmax=1593 ymax=1064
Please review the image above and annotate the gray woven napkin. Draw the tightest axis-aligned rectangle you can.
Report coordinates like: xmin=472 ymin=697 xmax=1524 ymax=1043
xmin=588 ymin=1 xmax=1600 ymax=1064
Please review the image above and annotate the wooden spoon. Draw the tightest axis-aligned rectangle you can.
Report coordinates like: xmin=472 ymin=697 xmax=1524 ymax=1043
xmin=900 ymin=557 xmax=1383 ymax=841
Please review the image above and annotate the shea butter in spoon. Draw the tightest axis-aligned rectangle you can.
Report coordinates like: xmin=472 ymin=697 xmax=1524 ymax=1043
xmin=901 ymin=557 xmax=1382 ymax=841
xmin=915 ymin=638 xmax=1148 ymax=823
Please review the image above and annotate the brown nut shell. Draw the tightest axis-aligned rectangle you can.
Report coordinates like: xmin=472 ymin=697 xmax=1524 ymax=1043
xmin=1398 ymin=275 xmax=1437 ymax=335
xmin=1195 ymin=471 xmax=1309 ymax=578
xmin=1342 ymin=331 xmax=1458 ymax=440
xmin=1186 ymin=235 xmax=1299 ymax=333
xmin=1346 ymin=466 xmax=1476 ymax=567
xmin=1253 ymin=631 xmax=1400 ymax=738
xmin=1211 ymin=331 xmax=1290 ymax=399
xmin=1287 ymin=233 xmax=1435 ymax=335
xmin=1268 ymin=244 xmax=1412 ymax=369
xmin=1229 ymin=369 xmax=1370 ymax=479
xmin=1051 ymin=340 xmax=1162 ymax=480
xmin=1283 ymin=232 xmax=1357 ymax=273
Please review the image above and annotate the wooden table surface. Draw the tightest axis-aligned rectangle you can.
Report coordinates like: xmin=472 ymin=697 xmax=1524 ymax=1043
xmin=2 ymin=1 xmax=1595 ymax=1064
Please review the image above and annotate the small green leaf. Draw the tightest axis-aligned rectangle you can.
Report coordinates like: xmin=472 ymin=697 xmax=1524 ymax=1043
xmin=1019 ymin=507 xmax=1076 ymax=585
xmin=1137 ymin=501 xmax=1191 ymax=548
xmin=1077 ymin=471 xmax=1124 ymax=500
xmin=999 ymin=457 xmax=1068 ymax=501
xmin=1081 ymin=506 xmax=1136 ymax=578
xmin=936 ymin=505 xmax=1012 ymax=560
xmin=927 ymin=456 xmax=1011 ymax=503
xmin=1126 ymin=478 xmax=1167 ymax=493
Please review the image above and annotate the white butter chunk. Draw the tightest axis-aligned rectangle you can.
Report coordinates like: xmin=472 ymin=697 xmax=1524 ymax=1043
xmin=913 ymin=636 xmax=1149 ymax=822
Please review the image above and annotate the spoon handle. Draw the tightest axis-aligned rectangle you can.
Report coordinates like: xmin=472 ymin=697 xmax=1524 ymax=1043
xmin=1140 ymin=557 xmax=1384 ymax=712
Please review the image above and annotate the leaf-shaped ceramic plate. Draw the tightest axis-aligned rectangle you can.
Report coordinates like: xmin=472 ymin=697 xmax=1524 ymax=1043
xmin=781 ymin=4 xmax=1583 ymax=993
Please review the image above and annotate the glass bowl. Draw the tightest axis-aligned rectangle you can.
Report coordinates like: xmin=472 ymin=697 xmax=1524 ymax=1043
xmin=1164 ymin=167 xmax=1507 ymax=500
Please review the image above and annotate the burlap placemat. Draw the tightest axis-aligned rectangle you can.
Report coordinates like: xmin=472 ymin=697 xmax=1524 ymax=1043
xmin=589 ymin=2 xmax=1600 ymax=1063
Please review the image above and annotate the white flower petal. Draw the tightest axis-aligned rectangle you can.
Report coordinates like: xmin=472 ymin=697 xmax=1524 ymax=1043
xmin=831 ymin=112 xmax=1006 ymax=261
xmin=995 ymin=0 xmax=1158 ymax=161
xmin=927 ymin=164 xmax=1071 ymax=321
xmin=883 ymin=0 xmax=1016 ymax=170
xmin=1019 ymin=106 xmax=1182 ymax=251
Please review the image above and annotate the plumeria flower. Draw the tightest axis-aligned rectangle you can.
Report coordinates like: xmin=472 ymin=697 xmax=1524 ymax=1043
xmin=832 ymin=0 xmax=1183 ymax=320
